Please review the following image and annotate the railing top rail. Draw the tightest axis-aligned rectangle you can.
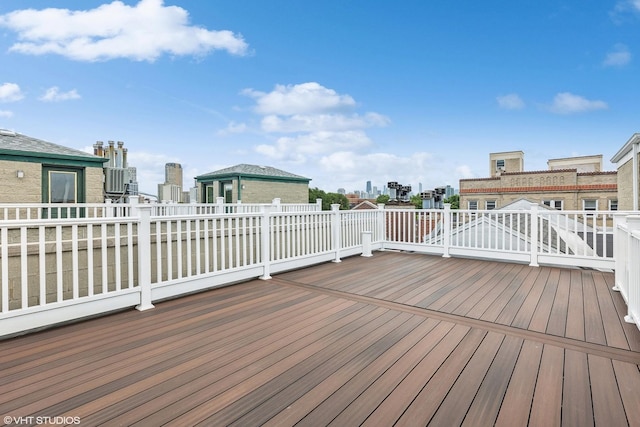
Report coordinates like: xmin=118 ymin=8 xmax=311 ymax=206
xmin=0 ymin=216 xmax=139 ymax=227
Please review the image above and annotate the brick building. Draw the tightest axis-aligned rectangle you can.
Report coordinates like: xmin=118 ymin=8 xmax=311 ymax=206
xmin=0 ymin=129 xmax=106 ymax=203
xmin=611 ymin=133 xmax=640 ymax=211
xmin=195 ymin=164 xmax=310 ymax=204
xmin=460 ymin=151 xmax=617 ymax=211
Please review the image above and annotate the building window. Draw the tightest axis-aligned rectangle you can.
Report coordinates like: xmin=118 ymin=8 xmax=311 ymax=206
xmin=485 ymin=200 xmax=496 ymax=210
xmin=496 ymin=159 xmax=505 ymax=170
xmin=49 ymin=171 xmax=77 ymax=203
xmin=205 ymin=185 xmax=214 ymax=203
xmin=221 ymin=181 xmax=233 ymax=203
xmin=469 ymin=200 xmax=478 ymax=210
xmin=609 ymin=199 xmax=618 ymax=211
xmin=583 ymin=199 xmax=598 ymax=211
xmin=42 ymin=166 xmax=84 ymax=204
xmin=41 ymin=166 xmax=85 ymax=218
xmin=543 ymin=199 xmax=563 ymax=210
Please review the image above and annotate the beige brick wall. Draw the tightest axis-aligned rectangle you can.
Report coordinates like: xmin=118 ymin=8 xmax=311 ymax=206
xmin=489 ymin=151 xmax=524 ymax=176
xmin=617 ymin=159 xmax=634 ymax=210
xmin=86 ymin=166 xmax=105 ymax=203
xmin=240 ymin=180 xmax=308 ymax=203
xmin=0 ymin=161 xmax=104 ymax=203
xmin=197 ymin=179 xmax=309 ymax=204
xmin=0 ymin=161 xmax=42 ymax=203
xmin=460 ymin=170 xmax=617 ymax=210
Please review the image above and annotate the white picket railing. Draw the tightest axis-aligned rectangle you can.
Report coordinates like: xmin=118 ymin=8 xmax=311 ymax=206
xmin=151 ymin=198 xmax=323 ymax=216
xmin=613 ymin=215 xmax=640 ymax=331
xmin=1 ymin=201 xmax=638 ymax=337
xmin=0 ymin=198 xmax=322 ymax=220
xmin=0 ymin=202 xmax=133 ymax=220
xmin=381 ymin=205 xmax=620 ymax=270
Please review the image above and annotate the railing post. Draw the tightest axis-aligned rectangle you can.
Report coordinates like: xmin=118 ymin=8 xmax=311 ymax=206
xmin=443 ymin=203 xmax=451 ymax=258
xmin=613 ymin=214 xmax=626 ymax=292
xmin=134 ymin=203 xmax=154 ymax=311
xmin=331 ymin=204 xmax=342 ymax=263
xmin=316 ymin=198 xmax=323 ymax=211
xmin=622 ymin=216 xmax=640 ymax=300
xmin=105 ymin=198 xmax=114 ymax=218
xmin=529 ymin=203 xmax=539 ymax=267
xmin=361 ymin=231 xmax=373 ymax=257
xmin=260 ymin=205 xmax=272 ymax=279
xmin=272 ymin=198 xmax=282 ymax=212
xmin=216 ymin=197 xmax=224 ymax=214
xmin=377 ymin=204 xmax=386 ymax=251
xmin=626 ymin=228 xmax=640 ymax=327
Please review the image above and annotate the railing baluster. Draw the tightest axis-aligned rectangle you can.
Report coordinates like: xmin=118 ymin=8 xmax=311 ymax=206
xmin=20 ymin=227 xmax=28 ymax=309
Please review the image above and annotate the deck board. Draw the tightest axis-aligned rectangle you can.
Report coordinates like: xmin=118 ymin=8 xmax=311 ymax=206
xmin=494 ymin=339 xmax=543 ymax=426
xmin=1 ymin=251 xmax=639 ymax=426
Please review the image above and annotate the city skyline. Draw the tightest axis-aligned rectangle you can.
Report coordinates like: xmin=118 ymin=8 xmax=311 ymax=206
xmin=0 ymin=1 xmax=638 ymax=195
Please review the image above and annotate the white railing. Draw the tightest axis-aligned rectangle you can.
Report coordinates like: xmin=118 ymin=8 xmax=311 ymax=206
xmin=0 ymin=202 xmax=133 ymax=220
xmin=381 ymin=204 xmax=619 ymax=270
xmin=0 ymin=198 xmax=322 ymax=220
xmin=0 ymin=214 xmax=141 ymax=336
xmin=150 ymin=198 xmax=323 ymax=216
xmin=1 ymin=200 xmax=638 ymax=337
xmin=0 ymin=202 xmax=363 ymax=336
xmin=613 ymin=215 xmax=640 ymax=331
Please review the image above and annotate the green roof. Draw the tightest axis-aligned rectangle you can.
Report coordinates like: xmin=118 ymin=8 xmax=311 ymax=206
xmin=196 ymin=164 xmax=310 ymax=182
xmin=0 ymin=129 xmax=106 ymax=166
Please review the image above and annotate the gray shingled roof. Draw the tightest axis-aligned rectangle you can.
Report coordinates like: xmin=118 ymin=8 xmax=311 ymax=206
xmin=197 ymin=164 xmax=310 ymax=181
xmin=0 ymin=129 xmax=104 ymax=163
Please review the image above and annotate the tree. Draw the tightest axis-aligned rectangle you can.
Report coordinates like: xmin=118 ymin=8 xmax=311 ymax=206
xmin=410 ymin=194 xmax=423 ymax=209
xmin=376 ymin=194 xmax=390 ymax=204
xmin=327 ymin=192 xmax=350 ymax=210
xmin=444 ymin=194 xmax=459 ymax=209
xmin=309 ymin=188 xmax=349 ymax=210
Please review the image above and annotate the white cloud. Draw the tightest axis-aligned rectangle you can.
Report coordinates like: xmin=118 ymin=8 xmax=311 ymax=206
xmin=216 ymin=121 xmax=248 ymax=136
xmin=243 ymin=82 xmax=390 ymax=171
xmin=603 ymin=44 xmax=631 ymax=67
xmin=255 ymin=131 xmax=372 ymax=162
xmin=547 ymin=92 xmax=608 ymax=114
xmin=0 ymin=0 xmax=248 ymax=62
xmin=496 ymin=93 xmax=525 ymax=110
xmin=610 ymin=0 xmax=640 ymax=22
xmin=314 ymin=151 xmax=440 ymax=192
xmin=0 ymin=82 xmax=24 ymax=102
xmin=617 ymin=0 xmax=640 ymax=12
xmin=455 ymin=165 xmax=475 ymax=179
xmin=261 ymin=112 xmax=390 ymax=133
xmin=242 ymin=82 xmax=356 ymax=115
xmin=0 ymin=110 xmax=13 ymax=118
xmin=39 ymin=87 xmax=81 ymax=102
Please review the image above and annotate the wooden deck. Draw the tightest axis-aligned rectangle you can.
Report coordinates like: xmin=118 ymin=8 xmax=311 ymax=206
xmin=1 ymin=251 xmax=639 ymax=426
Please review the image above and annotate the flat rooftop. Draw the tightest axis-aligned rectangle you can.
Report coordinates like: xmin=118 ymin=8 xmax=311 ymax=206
xmin=1 ymin=251 xmax=639 ymax=426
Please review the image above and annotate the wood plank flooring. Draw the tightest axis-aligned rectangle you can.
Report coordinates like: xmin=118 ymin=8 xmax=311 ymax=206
xmin=1 ymin=251 xmax=639 ymax=426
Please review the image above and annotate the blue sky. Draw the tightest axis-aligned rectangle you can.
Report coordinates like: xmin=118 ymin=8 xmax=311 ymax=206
xmin=0 ymin=0 xmax=638 ymax=196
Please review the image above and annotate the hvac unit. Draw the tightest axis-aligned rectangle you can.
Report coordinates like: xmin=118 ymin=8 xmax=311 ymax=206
xmin=104 ymin=168 xmax=129 ymax=193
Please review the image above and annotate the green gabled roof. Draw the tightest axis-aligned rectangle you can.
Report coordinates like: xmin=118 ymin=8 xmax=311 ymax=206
xmin=196 ymin=164 xmax=310 ymax=182
xmin=0 ymin=129 xmax=106 ymax=167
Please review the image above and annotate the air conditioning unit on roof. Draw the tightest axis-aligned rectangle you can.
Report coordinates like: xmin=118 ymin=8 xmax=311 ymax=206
xmin=104 ymin=168 xmax=130 ymax=193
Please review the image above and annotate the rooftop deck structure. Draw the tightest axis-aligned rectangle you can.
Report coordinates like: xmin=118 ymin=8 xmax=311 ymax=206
xmin=2 ymin=251 xmax=639 ymax=426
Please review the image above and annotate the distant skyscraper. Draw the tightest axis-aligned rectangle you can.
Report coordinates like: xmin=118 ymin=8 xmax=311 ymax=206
xmin=159 ymin=162 xmax=184 ymax=202
xmin=366 ymin=180 xmax=372 ymax=194
xmin=165 ymin=163 xmax=183 ymax=187
xmin=445 ymin=185 xmax=455 ymax=198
